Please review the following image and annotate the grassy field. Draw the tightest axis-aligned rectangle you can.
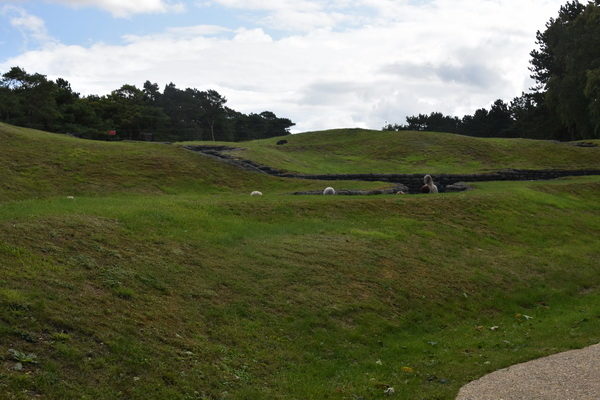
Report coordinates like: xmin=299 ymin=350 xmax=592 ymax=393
xmin=0 ymin=123 xmax=386 ymax=202
xmin=1 ymin=124 xmax=599 ymax=399
xmin=182 ymin=129 xmax=600 ymax=175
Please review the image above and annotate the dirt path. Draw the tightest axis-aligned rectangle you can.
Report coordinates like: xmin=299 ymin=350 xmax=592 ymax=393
xmin=456 ymin=343 xmax=600 ymax=400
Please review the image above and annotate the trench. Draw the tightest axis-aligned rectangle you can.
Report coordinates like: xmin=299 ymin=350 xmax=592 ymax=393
xmin=184 ymin=145 xmax=600 ymax=194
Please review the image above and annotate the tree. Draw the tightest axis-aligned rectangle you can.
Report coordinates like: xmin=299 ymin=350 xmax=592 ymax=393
xmin=461 ymin=108 xmax=489 ymax=137
xmin=197 ymin=89 xmax=227 ymax=142
xmin=584 ymin=68 xmax=600 ymax=136
xmin=383 ymin=1 xmax=600 ymax=141
xmin=159 ymin=84 xmax=204 ymax=141
xmin=508 ymin=92 xmax=568 ymax=139
xmin=258 ymin=111 xmax=294 ymax=138
xmin=0 ymin=86 xmax=18 ymax=121
xmin=530 ymin=0 xmax=600 ymax=139
xmin=1 ymin=66 xmax=29 ymax=90
xmin=0 ymin=67 xmax=294 ymax=142
xmin=100 ymin=84 xmax=168 ymax=140
xmin=487 ymin=100 xmax=514 ymax=137
xmin=1 ymin=67 xmax=60 ymax=130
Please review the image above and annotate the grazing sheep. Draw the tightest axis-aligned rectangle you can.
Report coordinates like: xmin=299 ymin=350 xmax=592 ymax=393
xmin=395 ymin=190 xmax=406 ymax=195
xmin=250 ymin=191 xmax=263 ymax=196
xmin=323 ymin=187 xmax=336 ymax=195
xmin=421 ymin=174 xmax=438 ymax=194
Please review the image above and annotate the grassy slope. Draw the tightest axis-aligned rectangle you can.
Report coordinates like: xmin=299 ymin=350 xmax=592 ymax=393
xmin=0 ymin=123 xmax=384 ymax=202
xmin=183 ymin=129 xmax=600 ymax=174
xmin=1 ymin=124 xmax=599 ymax=400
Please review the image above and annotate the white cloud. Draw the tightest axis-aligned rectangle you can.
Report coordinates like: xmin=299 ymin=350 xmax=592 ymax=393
xmin=0 ymin=0 xmax=185 ymax=17
xmin=1 ymin=5 xmax=56 ymax=48
xmin=203 ymin=0 xmax=364 ymax=31
xmin=0 ymin=0 xmax=567 ymax=132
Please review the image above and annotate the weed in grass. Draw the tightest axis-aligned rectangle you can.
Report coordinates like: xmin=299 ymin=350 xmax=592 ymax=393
xmin=13 ymin=329 xmax=37 ymax=343
xmin=69 ymin=255 xmax=98 ymax=270
xmin=51 ymin=332 xmax=71 ymax=342
xmin=0 ymin=289 xmax=31 ymax=311
xmin=8 ymin=349 xmax=39 ymax=364
xmin=113 ymin=287 xmax=135 ymax=300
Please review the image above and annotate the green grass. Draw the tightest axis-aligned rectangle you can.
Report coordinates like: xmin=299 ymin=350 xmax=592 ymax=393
xmin=0 ymin=123 xmax=387 ymax=202
xmin=1 ymin=124 xmax=599 ymax=399
xmin=182 ymin=128 xmax=600 ymax=174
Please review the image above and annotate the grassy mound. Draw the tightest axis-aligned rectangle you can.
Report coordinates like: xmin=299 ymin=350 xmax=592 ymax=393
xmin=1 ymin=124 xmax=599 ymax=399
xmin=183 ymin=128 xmax=600 ymax=174
xmin=0 ymin=123 xmax=383 ymax=202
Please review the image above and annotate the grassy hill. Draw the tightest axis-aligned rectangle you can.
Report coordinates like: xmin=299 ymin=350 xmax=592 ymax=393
xmin=1 ymin=124 xmax=599 ymax=399
xmin=0 ymin=123 xmax=384 ymax=202
xmin=182 ymin=128 xmax=600 ymax=174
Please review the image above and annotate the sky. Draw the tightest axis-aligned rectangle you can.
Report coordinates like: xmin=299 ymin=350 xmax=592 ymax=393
xmin=0 ymin=0 xmax=567 ymax=132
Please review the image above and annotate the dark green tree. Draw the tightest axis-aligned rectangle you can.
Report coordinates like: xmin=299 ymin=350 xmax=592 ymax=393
xmin=99 ymin=84 xmax=168 ymax=140
xmin=258 ymin=111 xmax=294 ymax=138
xmin=530 ymin=0 xmax=600 ymax=139
xmin=0 ymin=67 xmax=294 ymax=142
xmin=1 ymin=67 xmax=60 ymax=130
xmin=142 ymin=81 xmax=161 ymax=104
xmin=404 ymin=112 xmax=461 ymax=133
xmin=197 ymin=89 xmax=227 ymax=142
xmin=584 ymin=66 xmax=600 ymax=136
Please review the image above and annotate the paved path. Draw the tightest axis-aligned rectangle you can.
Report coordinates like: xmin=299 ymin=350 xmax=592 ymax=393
xmin=456 ymin=344 xmax=600 ymax=400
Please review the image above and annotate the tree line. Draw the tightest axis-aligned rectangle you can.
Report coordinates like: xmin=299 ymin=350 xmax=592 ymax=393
xmin=384 ymin=0 xmax=600 ymax=141
xmin=0 ymin=68 xmax=294 ymax=142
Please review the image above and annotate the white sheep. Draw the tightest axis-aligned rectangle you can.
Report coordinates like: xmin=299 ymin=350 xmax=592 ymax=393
xmin=323 ymin=187 xmax=336 ymax=195
xmin=250 ymin=191 xmax=263 ymax=196
xmin=421 ymin=175 xmax=439 ymax=194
